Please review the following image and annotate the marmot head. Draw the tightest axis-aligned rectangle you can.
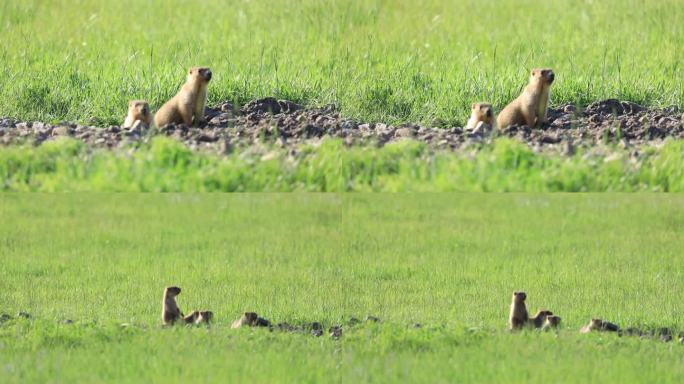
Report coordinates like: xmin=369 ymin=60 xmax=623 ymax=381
xmin=188 ymin=67 xmax=212 ymax=83
xmin=165 ymin=286 xmax=181 ymax=297
xmin=471 ymin=102 xmax=494 ymax=123
xmin=128 ymin=100 xmax=150 ymax=116
xmin=512 ymin=291 xmax=527 ymax=303
xmin=530 ymin=68 xmax=555 ymax=85
xmin=589 ymin=318 xmax=603 ymax=329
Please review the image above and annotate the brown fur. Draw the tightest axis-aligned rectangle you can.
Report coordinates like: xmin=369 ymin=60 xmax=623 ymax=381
xmin=183 ymin=311 xmax=200 ymax=324
xmin=182 ymin=310 xmax=213 ymax=325
xmin=580 ymin=318 xmax=620 ymax=333
xmin=497 ymin=68 xmax=555 ymax=129
xmin=196 ymin=311 xmax=214 ymax=325
xmin=466 ymin=102 xmax=496 ymax=131
xmin=508 ymin=291 xmax=528 ymax=330
xmin=231 ymin=312 xmax=259 ymax=329
xmin=154 ymin=67 xmax=212 ymax=127
xmin=541 ymin=315 xmax=561 ymax=331
xmin=529 ymin=310 xmax=554 ymax=328
xmin=161 ymin=286 xmax=183 ymax=326
xmin=123 ymin=100 xmax=153 ymax=128
xmin=579 ymin=318 xmax=602 ymax=333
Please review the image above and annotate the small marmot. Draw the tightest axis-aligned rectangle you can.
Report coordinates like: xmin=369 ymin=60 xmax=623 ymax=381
xmin=196 ymin=311 xmax=214 ymax=325
xmin=580 ymin=318 xmax=620 ymax=333
xmin=231 ymin=312 xmax=259 ymax=329
xmin=161 ymin=286 xmax=183 ymax=326
xmin=329 ymin=325 xmax=343 ymax=339
xmin=541 ymin=315 xmax=561 ymax=331
xmin=497 ymin=68 xmax=555 ymax=129
xmin=466 ymin=102 xmax=496 ymax=132
xmin=529 ymin=310 xmax=554 ymax=329
xmin=183 ymin=310 xmax=213 ymax=325
xmin=508 ymin=291 xmax=529 ymax=330
xmin=183 ymin=311 xmax=200 ymax=324
xmin=154 ymin=67 xmax=212 ymax=127
xmin=123 ymin=100 xmax=153 ymax=128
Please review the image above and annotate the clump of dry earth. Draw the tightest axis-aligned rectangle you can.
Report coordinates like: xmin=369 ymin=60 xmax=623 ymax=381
xmin=0 ymin=98 xmax=682 ymax=156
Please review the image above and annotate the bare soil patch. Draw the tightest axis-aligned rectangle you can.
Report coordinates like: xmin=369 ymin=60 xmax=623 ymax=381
xmin=1 ymin=98 xmax=682 ymax=155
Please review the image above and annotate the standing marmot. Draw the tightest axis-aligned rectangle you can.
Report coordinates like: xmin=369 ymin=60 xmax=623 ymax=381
xmin=508 ymin=291 xmax=529 ymax=330
xmin=161 ymin=286 xmax=183 ymax=325
xmin=497 ymin=68 xmax=555 ymax=129
xmin=123 ymin=100 xmax=153 ymax=128
xmin=466 ymin=102 xmax=496 ymax=132
xmin=154 ymin=67 xmax=212 ymax=127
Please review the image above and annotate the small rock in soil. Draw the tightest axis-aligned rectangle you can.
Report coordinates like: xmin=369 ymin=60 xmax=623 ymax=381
xmin=2 ymin=98 xmax=682 ymax=156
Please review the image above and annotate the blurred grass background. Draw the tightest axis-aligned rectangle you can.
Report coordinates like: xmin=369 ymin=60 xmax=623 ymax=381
xmin=2 ymin=137 xmax=684 ymax=191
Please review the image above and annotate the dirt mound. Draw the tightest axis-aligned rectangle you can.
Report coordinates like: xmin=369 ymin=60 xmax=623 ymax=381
xmin=499 ymin=101 xmax=683 ymax=152
xmin=240 ymin=97 xmax=303 ymax=115
xmin=0 ymin=98 xmax=682 ymax=155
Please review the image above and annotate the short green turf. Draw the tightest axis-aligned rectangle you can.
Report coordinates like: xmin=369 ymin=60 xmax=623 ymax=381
xmin=1 ymin=194 xmax=683 ymax=383
xmin=1 ymin=0 xmax=682 ymax=125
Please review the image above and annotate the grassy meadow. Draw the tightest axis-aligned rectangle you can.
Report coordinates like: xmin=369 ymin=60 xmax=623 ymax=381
xmin=1 ymin=1 xmax=684 ymax=382
xmin=1 ymin=194 xmax=684 ymax=383
xmin=0 ymin=0 xmax=682 ymax=125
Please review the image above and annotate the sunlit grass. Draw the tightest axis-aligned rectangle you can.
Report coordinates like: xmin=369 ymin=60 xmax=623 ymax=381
xmin=0 ymin=0 xmax=682 ymax=125
xmin=0 ymin=194 xmax=683 ymax=382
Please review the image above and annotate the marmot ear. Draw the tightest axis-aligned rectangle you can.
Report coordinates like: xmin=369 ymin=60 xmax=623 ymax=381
xmin=471 ymin=103 xmax=477 ymax=109
xmin=531 ymin=69 xmax=537 ymax=76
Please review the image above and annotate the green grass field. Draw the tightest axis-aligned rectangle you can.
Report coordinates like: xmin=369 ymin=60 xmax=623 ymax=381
xmin=1 ymin=0 xmax=682 ymax=125
xmin=1 ymin=194 xmax=683 ymax=383
xmin=2 ymin=1 xmax=684 ymax=382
